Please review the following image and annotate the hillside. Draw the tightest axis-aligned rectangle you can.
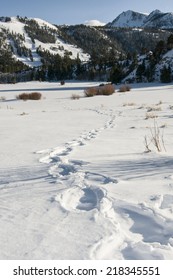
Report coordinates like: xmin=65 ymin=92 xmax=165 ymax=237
xmin=0 ymin=16 xmax=90 ymax=66
xmin=0 ymin=13 xmax=173 ymax=83
xmin=0 ymin=16 xmax=123 ymax=82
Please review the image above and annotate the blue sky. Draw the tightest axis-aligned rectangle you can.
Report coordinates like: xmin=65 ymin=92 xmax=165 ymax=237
xmin=1 ymin=0 xmax=173 ymax=25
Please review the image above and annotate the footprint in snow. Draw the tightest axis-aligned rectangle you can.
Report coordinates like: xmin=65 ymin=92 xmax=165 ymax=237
xmin=55 ymin=186 xmax=105 ymax=212
xmin=85 ymin=172 xmax=118 ymax=185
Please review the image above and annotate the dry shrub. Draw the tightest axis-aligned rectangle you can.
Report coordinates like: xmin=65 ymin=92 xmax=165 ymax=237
xmin=125 ymin=84 xmax=131 ymax=91
xmin=145 ymin=113 xmax=158 ymax=119
xmin=29 ymin=92 xmax=42 ymax=100
xmin=119 ymin=84 xmax=131 ymax=92
xmin=98 ymin=84 xmax=115 ymax=95
xmin=16 ymin=92 xmax=42 ymax=101
xmin=144 ymin=119 xmax=166 ymax=152
xmin=84 ymin=84 xmax=115 ymax=97
xmin=0 ymin=96 xmax=6 ymax=101
xmin=147 ymin=106 xmax=162 ymax=112
xmin=84 ymin=87 xmax=98 ymax=97
xmin=16 ymin=93 xmax=29 ymax=101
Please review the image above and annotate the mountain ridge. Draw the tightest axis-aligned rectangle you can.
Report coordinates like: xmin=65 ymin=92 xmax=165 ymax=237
xmin=107 ymin=10 xmax=147 ymax=28
xmin=108 ymin=9 xmax=173 ymax=29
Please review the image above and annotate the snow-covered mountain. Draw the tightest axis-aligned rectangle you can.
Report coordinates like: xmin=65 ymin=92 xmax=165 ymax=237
xmin=1 ymin=13 xmax=173 ymax=84
xmin=0 ymin=12 xmax=172 ymax=71
xmin=143 ymin=10 xmax=173 ymax=29
xmin=0 ymin=16 xmax=90 ymax=68
xmin=84 ymin=20 xmax=106 ymax=26
xmin=108 ymin=9 xmax=173 ymax=29
xmin=108 ymin=10 xmax=147 ymax=28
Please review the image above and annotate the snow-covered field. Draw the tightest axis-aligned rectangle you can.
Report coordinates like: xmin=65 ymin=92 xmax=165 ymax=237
xmin=0 ymin=81 xmax=173 ymax=260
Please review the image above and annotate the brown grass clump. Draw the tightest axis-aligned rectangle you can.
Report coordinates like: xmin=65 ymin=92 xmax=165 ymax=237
xmin=125 ymin=84 xmax=131 ymax=91
xmin=84 ymin=87 xmax=98 ymax=97
xmin=146 ymin=106 xmax=162 ymax=112
xmin=84 ymin=84 xmax=115 ymax=97
xmin=144 ymin=119 xmax=166 ymax=152
xmin=98 ymin=84 xmax=115 ymax=96
xmin=119 ymin=84 xmax=131 ymax=92
xmin=29 ymin=92 xmax=42 ymax=100
xmin=145 ymin=113 xmax=158 ymax=120
xmin=16 ymin=93 xmax=29 ymax=101
xmin=16 ymin=92 xmax=42 ymax=101
xmin=0 ymin=96 xmax=6 ymax=101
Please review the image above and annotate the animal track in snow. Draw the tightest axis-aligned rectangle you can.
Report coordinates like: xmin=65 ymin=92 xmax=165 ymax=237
xmin=38 ymin=107 xmax=118 ymax=214
xmin=56 ymin=186 xmax=105 ymax=212
xmin=77 ymin=187 xmax=104 ymax=211
xmin=85 ymin=172 xmax=118 ymax=185
xmin=38 ymin=107 xmax=118 ymax=208
xmin=38 ymin=107 xmax=117 ymax=174
xmin=37 ymin=106 xmax=120 ymax=258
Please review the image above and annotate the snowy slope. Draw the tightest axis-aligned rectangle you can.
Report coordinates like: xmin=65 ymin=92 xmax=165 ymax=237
xmin=154 ymin=49 xmax=173 ymax=81
xmin=123 ymin=48 xmax=173 ymax=83
xmin=84 ymin=20 xmax=106 ymax=26
xmin=32 ymin=18 xmax=90 ymax=61
xmin=0 ymin=17 xmax=90 ymax=67
xmin=109 ymin=9 xmax=173 ymax=29
xmin=143 ymin=10 xmax=173 ymax=29
xmin=0 ymin=81 xmax=173 ymax=260
xmin=108 ymin=10 xmax=147 ymax=28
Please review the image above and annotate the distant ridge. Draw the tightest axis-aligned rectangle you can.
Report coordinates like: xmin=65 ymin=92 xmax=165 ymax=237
xmin=107 ymin=10 xmax=147 ymax=28
xmin=108 ymin=9 xmax=173 ymax=29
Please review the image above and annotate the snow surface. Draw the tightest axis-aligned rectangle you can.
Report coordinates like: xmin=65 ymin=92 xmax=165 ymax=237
xmin=0 ymin=81 xmax=173 ymax=260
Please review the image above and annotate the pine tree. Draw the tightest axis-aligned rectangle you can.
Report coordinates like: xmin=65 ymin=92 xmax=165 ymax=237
xmin=136 ymin=60 xmax=146 ymax=82
xmin=109 ymin=65 xmax=123 ymax=84
xmin=160 ymin=65 xmax=172 ymax=83
xmin=167 ymin=34 xmax=173 ymax=50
